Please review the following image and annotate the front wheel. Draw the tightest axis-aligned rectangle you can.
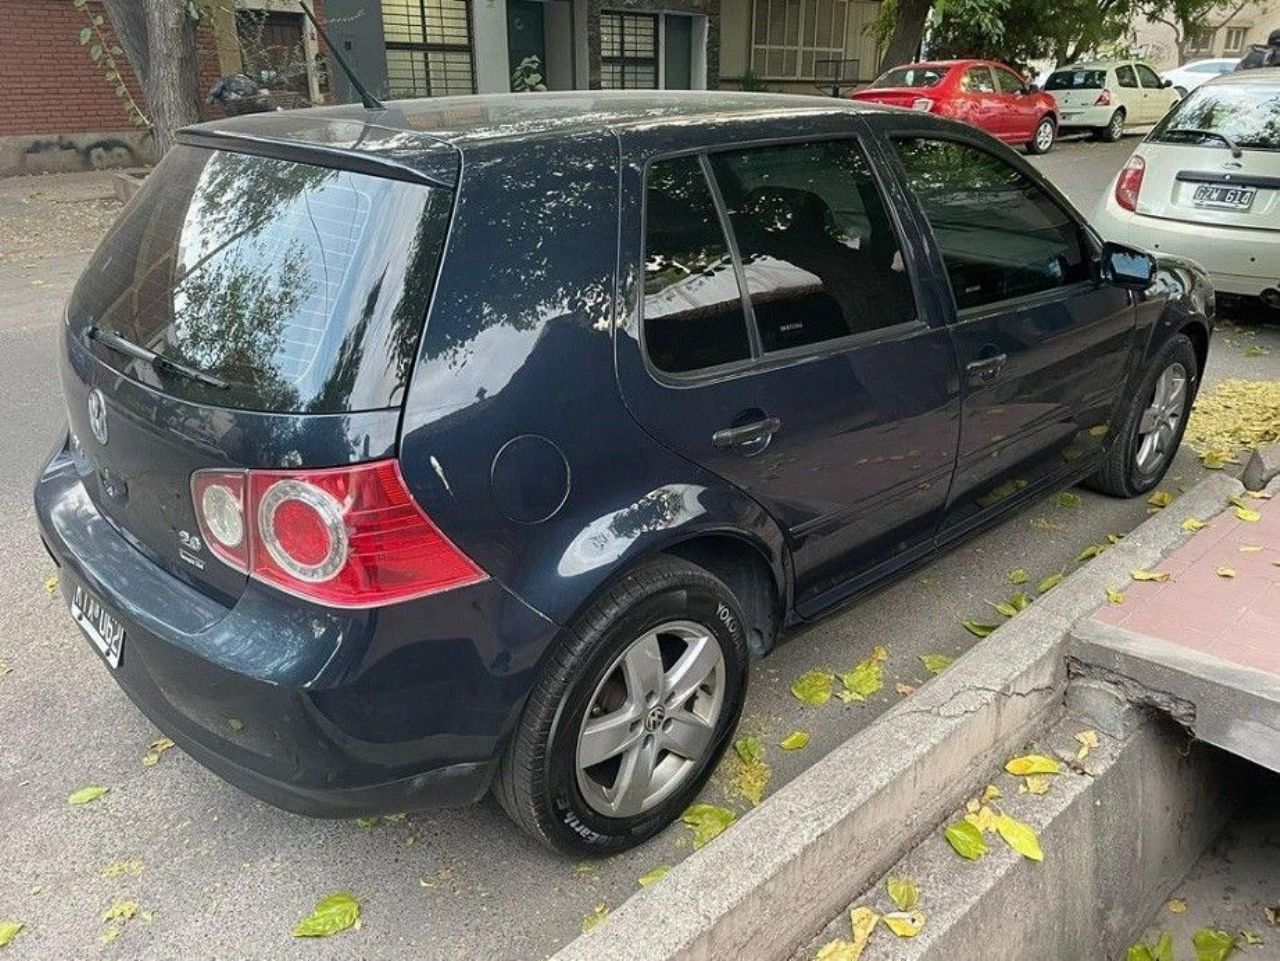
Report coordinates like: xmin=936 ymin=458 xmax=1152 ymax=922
xmin=494 ymin=556 xmax=750 ymax=856
xmin=1027 ymin=116 xmax=1056 ymax=154
xmin=1086 ymin=333 xmax=1199 ymax=497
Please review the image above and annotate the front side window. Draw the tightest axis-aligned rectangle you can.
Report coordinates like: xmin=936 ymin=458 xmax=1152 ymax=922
xmin=994 ymin=68 xmax=1024 ymax=94
xmin=1135 ymin=64 xmax=1163 ymax=88
xmin=708 ymin=140 xmax=916 ymax=353
xmin=961 ymin=67 xmax=996 ymax=93
xmin=1116 ymin=64 xmax=1138 ymax=88
xmin=894 ymin=138 xmax=1090 ymax=312
xmin=601 ymin=11 xmax=659 ymax=89
xmin=642 ymin=158 xmax=751 ymax=374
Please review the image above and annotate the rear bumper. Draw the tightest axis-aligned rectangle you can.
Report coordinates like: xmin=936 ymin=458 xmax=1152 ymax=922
xmin=1057 ymin=105 xmax=1116 ymax=129
xmin=35 ymin=444 xmax=561 ymax=817
xmin=1092 ymin=197 xmax=1280 ymax=297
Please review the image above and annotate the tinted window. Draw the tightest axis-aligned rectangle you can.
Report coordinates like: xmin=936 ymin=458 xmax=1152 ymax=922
xmin=961 ymin=67 xmax=996 ymax=93
xmin=873 ymin=65 xmax=951 ymax=88
xmin=1046 ymin=69 xmax=1105 ymax=90
xmin=1150 ymin=83 xmax=1280 ymax=150
xmin=994 ymin=68 xmax=1024 ymax=94
xmin=708 ymin=140 xmax=915 ymax=354
xmin=1135 ymin=64 xmax=1163 ymax=87
xmin=643 ymin=157 xmax=752 ymax=374
xmin=895 ymin=139 xmax=1090 ymax=311
xmin=68 ymin=146 xmax=448 ymax=413
xmin=1116 ymin=65 xmax=1138 ymax=88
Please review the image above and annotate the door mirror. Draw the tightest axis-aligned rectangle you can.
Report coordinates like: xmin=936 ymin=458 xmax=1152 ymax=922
xmin=1027 ymin=82 xmax=1041 ymax=93
xmin=1161 ymin=78 xmax=1173 ymax=88
xmin=1100 ymin=241 xmax=1155 ymax=289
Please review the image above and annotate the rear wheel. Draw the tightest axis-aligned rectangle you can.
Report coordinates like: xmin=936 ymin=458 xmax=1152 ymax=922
xmin=1027 ymin=115 xmax=1056 ymax=154
xmin=1087 ymin=334 xmax=1199 ymax=497
xmin=495 ymin=556 xmax=750 ymax=855
xmin=1097 ymin=108 xmax=1126 ymax=142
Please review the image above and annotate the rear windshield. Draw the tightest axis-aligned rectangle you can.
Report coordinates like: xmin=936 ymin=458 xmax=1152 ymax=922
xmin=873 ymin=65 xmax=951 ymax=88
xmin=1150 ymin=83 xmax=1280 ymax=150
xmin=68 ymin=146 xmax=451 ymax=413
xmin=1045 ymin=69 xmax=1105 ymax=90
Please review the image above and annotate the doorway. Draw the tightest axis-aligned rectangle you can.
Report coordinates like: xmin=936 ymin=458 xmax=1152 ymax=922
xmin=507 ymin=0 xmax=547 ymax=89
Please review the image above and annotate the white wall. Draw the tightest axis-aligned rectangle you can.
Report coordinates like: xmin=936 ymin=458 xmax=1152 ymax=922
xmin=472 ymin=0 xmax=512 ymax=93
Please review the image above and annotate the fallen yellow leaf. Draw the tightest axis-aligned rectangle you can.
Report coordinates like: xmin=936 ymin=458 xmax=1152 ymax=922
xmin=1147 ymin=491 xmax=1174 ymax=508
xmin=1182 ymin=518 xmax=1207 ymax=532
xmin=1021 ymin=776 xmax=1052 ymax=795
xmin=1217 ymin=566 xmax=1237 ymax=579
xmin=1005 ymin=754 xmax=1061 ymax=776
xmin=1131 ymin=569 xmax=1172 ymax=582
xmin=995 ymin=813 xmax=1044 ymax=862
xmin=883 ymin=911 xmax=926 ymax=938
xmin=1168 ymin=898 xmax=1187 ymax=914
xmin=1236 ymin=507 xmax=1261 ymax=523
xmin=791 ymin=670 xmax=835 ymax=706
xmin=886 ymin=876 xmax=919 ymax=912
xmin=1106 ymin=587 xmax=1126 ymax=605
xmin=779 ymin=731 xmax=810 ymax=751
xmin=581 ymin=903 xmax=609 ymax=934
xmin=1075 ymin=730 xmax=1099 ymax=760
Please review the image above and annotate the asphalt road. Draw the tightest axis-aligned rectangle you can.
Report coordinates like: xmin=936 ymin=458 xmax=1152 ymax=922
xmin=1 ymin=138 xmax=1277 ymax=961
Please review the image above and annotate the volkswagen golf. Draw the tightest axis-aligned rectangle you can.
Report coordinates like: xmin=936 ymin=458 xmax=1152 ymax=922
xmin=35 ymin=91 xmax=1213 ymax=855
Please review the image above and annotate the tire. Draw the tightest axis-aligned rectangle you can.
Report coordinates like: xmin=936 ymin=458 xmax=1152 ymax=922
xmin=494 ymin=555 xmax=750 ymax=856
xmin=1027 ymin=115 xmax=1056 ymax=155
xmin=1086 ymin=333 xmax=1199 ymax=498
xmin=1097 ymin=108 xmax=1126 ymax=142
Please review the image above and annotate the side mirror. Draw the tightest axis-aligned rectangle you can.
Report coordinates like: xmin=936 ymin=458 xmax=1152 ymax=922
xmin=1100 ymin=241 xmax=1156 ymax=289
xmin=1027 ymin=83 xmax=1041 ymax=93
xmin=1161 ymin=78 xmax=1173 ymax=88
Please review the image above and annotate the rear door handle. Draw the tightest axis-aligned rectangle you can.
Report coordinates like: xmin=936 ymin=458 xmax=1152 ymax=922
xmin=966 ymin=353 xmax=1008 ymax=384
xmin=713 ymin=416 xmax=781 ymax=453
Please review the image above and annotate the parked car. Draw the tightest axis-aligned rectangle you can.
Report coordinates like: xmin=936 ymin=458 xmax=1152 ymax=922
xmin=35 ymin=91 xmax=1214 ymax=855
xmin=1093 ymin=69 xmax=1280 ymax=305
xmin=850 ymin=59 xmax=1059 ymax=153
xmin=1162 ymin=58 xmax=1238 ymax=96
xmin=1046 ymin=60 xmax=1181 ymax=141
xmin=1235 ymin=28 xmax=1280 ymax=69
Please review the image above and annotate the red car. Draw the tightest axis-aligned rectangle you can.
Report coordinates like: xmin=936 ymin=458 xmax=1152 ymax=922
xmin=850 ymin=59 xmax=1059 ymax=154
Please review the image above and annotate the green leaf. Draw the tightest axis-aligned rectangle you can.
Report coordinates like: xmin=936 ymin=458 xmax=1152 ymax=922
xmin=0 ymin=922 xmax=23 ymax=948
xmin=68 ymin=785 xmax=109 ymax=805
xmin=734 ymin=736 xmax=764 ymax=763
xmin=779 ymin=731 xmax=810 ymax=750
xmin=1128 ymin=934 xmax=1175 ymax=961
xmin=837 ymin=657 xmax=884 ymax=702
xmin=90 ymin=43 xmax=103 ymax=61
xmin=886 ymin=876 xmax=920 ymax=911
xmin=990 ymin=600 xmax=1018 ymax=618
xmin=1005 ymin=754 xmax=1060 ymax=776
xmin=1008 ymin=568 xmax=1030 ymax=585
xmin=680 ymin=803 xmax=736 ymax=849
xmin=1192 ymin=928 xmax=1237 ymax=961
xmin=1010 ymin=591 xmax=1033 ymax=612
xmin=637 ymin=865 xmax=670 ymax=888
xmin=944 ymin=820 xmax=988 ymax=860
xmin=919 ymin=654 xmax=953 ymax=674
xmin=581 ymin=903 xmax=609 ymax=934
xmin=995 ymin=812 xmax=1043 ymax=861
xmin=227 ymin=717 xmax=245 ymax=732
xmin=791 ymin=669 xmax=834 ymax=706
xmin=1056 ymin=491 xmax=1081 ymax=508
xmin=291 ymin=892 xmax=360 ymax=938
xmin=962 ymin=620 xmax=997 ymax=637
xmin=1037 ymin=572 xmax=1065 ymax=593
xmin=79 ymin=26 xmax=92 ymax=45
xmin=1077 ymin=544 xmax=1103 ymax=562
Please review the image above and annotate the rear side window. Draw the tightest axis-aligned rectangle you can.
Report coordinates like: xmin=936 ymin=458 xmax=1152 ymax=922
xmin=1046 ymin=69 xmax=1104 ymax=90
xmin=68 ymin=146 xmax=449 ymax=413
xmin=1151 ymin=83 xmax=1280 ymax=149
xmin=1116 ymin=65 xmax=1138 ymax=88
xmin=874 ymin=65 xmax=950 ymax=88
xmin=894 ymin=138 xmax=1090 ymax=311
xmin=708 ymin=140 xmax=916 ymax=353
xmin=643 ymin=157 xmax=752 ymax=374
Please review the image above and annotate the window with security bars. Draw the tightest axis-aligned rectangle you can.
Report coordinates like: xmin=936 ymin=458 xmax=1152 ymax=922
xmin=1188 ymin=27 xmax=1216 ymax=53
xmin=751 ymin=0 xmax=849 ymax=80
xmin=600 ymin=11 xmax=659 ymax=89
xmin=1223 ymin=26 xmax=1248 ymax=53
xmin=381 ymin=0 xmax=475 ymax=98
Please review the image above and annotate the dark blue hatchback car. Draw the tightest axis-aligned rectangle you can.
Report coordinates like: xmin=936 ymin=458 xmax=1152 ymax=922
xmin=36 ymin=91 xmax=1213 ymax=855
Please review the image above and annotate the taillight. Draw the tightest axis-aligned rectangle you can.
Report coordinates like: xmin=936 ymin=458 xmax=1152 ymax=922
xmin=911 ymin=97 xmax=934 ymax=111
xmin=1094 ymin=88 xmax=1112 ymax=106
xmin=191 ymin=460 xmax=486 ymax=608
xmin=1115 ymin=154 xmax=1145 ymax=212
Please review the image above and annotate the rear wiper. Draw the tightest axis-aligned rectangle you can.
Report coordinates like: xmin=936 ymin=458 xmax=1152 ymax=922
xmin=1164 ymin=127 xmax=1243 ymax=158
xmin=86 ymin=326 xmax=229 ymax=390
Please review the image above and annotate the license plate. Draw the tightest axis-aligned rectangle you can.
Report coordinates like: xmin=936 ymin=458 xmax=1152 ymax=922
xmin=1192 ymin=184 xmax=1255 ymax=210
xmin=71 ymin=583 xmax=125 ymax=668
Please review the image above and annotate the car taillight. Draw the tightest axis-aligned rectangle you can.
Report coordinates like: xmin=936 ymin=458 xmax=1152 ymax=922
xmin=1094 ymin=88 xmax=1112 ymax=106
xmin=911 ymin=97 xmax=934 ymax=111
xmin=1115 ymin=154 xmax=1145 ymax=212
xmin=191 ymin=460 xmax=486 ymax=608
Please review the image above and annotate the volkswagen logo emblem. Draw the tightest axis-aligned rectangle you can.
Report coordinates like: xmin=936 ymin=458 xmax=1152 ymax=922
xmin=87 ymin=389 xmax=109 ymax=446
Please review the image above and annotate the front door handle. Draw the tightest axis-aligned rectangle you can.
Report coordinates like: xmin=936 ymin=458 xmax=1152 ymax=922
xmin=966 ymin=353 xmax=1008 ymax=384
xmin=713 ymin=416 xmax=781 ymax=453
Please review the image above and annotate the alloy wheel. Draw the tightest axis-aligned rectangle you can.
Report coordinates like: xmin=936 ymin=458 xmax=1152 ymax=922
xmin=1109 ymin=111 xmax=1124 ymax=140
xmin=1035 ymin=119 xmax=1054 ymax=152
xmin=1135 ymin=362 xmax=1188 ymax=475
xmin=575 ymin=620 xmax=725 ymax=818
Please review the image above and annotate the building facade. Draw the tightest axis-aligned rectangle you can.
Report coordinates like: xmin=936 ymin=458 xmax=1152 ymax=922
xmin=1131 ymin=2 xmax=1274 ymax=68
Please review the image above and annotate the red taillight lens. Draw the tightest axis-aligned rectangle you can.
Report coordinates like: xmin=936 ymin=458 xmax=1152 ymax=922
xmin=192 ymin=460 xmax=487 ymax=608
xmin=1115 ymin=155 xmax=1145 ymax=212
xmin=1094 ymin=88 xmax=1112 ymax=106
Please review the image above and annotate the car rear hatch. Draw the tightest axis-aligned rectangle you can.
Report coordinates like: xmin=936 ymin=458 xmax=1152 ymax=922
xmin=1135 ymin=81 xmax=1280 ymax=231
xmin=852 ymin=89 xmax=930 ymax=109
xmin=62 ymin=123 xmax=457 ymax=604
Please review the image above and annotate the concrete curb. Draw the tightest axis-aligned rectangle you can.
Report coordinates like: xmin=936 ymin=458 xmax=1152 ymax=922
xmin=552 ymin=474 xmax=1243 ymax=961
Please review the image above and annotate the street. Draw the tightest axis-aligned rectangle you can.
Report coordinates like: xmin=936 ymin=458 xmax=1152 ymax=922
xmin=1 ymin=135 xmax=1277 ymax=960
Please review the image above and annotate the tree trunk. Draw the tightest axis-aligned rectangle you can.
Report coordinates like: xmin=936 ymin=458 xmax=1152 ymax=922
xmin=880 ymin=0 xmax=933 ymax=70
xmin=142 ymin=2 xmax=203 ymax=159
xmin=101 ymin=0 xmax=151 ymax=89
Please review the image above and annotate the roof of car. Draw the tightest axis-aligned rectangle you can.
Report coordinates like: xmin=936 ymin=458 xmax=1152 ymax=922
xmin=180 ymin=91 xmax=884 ymax=187
xmin=1202 ymin=65 xmax=1280 ymax=85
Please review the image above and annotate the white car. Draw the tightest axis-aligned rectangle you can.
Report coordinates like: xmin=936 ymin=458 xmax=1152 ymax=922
xmin=1161 ymin=58 xmax=1237 ymax=96
xmin=1045 ymin=60 xmax=1181 ymax=141
xmin=1092 ymin=69 xmax=1280 ymax=302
